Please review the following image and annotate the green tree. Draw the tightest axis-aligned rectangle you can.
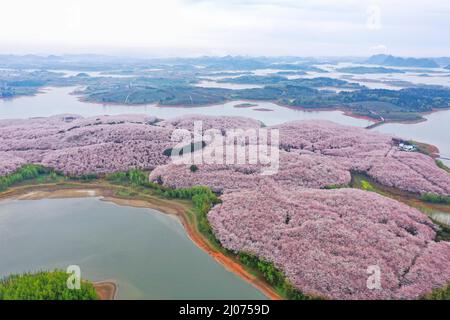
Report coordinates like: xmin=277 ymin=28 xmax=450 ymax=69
xmin=0 ymin=270 xmax=98 ymax=300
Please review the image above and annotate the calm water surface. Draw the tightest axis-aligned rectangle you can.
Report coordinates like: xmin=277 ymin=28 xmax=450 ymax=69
xmin=373 ymin=110 xmax=450 ymax=165
xmin=0 ymin=197 xmax=267 ymax=299
xmin=430 ymin=212 xmax=450 ymax=226
xmin=0 ymin=86 xmax=372 ymax=127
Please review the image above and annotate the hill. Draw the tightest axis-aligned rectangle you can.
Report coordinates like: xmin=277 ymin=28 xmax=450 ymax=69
xmin=366 ymin=54 xmax=439 ymax=68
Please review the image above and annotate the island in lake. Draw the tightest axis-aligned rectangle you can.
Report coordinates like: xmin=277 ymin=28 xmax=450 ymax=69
xmin=2 ymin=55 xmax=450 ymax=124
xmin=0 ymin=113 xmax=449 ymax=300
xmin=234 ymin=103 xmax=258 ymax=108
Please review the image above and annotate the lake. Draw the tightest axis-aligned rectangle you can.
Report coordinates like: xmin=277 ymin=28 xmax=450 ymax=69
xmin=0 ymin=86 xmax=372 ymax=127
xmin=307 ymin=63 xmax=450 ymax=90
xmin=0 ymin=80 xmax=449 ymax=300
xmin=373 ymin=110 xmax=450 ymax=166
xmin=0 ymin=197 xmax=267 ymax=299
xmin=0 ymin=85 xmax=449 ymax=164
xmin=430 ymin=212 xmax=450 ymax=226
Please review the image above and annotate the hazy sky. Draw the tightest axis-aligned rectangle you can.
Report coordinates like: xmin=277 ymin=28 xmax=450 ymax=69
xmin=1 ymin=0 xmax=449 ymax=57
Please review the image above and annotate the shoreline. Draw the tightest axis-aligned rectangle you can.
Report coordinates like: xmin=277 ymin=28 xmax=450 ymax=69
xmin=0 ymin=182 xmax=282 ymax=301
xmin=0 ymin=87 xmax=47 ymax=102
xmin=69 ymin=86 xmax=449 ymax=128
xmin=5 ymin=85 xmax=450 ymax=130
xmin=93 ymin=281 xmax=118 ymax=300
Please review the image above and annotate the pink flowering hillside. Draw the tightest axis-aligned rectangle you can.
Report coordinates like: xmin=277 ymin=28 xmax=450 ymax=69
xmin=1 ymin=115 xmax=448 ymax=195
xmin=275 ymin=120 xmax=450 ymax=196
xmin=208 ymin=183 xmax=450 ymax=300
xmin=1 ymin=114 xmax=449 ymax=300
xmin=150 ymin=151 xmax=351 ymax=193
xmin=0 ymin=152 xmax=27 ymax=176
xmin=368 ymin=151 xmax=450 ymax=195
xmin=0 ymin=114 xmax=173 ymax=175
xmin=150 ymin=119 xmax=450 ymax=196
xmin=159 ymin=114 xmax=263 ymax=132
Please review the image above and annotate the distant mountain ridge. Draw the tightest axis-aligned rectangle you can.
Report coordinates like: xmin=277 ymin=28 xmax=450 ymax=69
xmin=336 ymin=66 xmax=405 ymax=74
xmin=366 ymin=54 xmax=439 ymax=68
xmin=434 ymin=57 xmax=450 ymax=67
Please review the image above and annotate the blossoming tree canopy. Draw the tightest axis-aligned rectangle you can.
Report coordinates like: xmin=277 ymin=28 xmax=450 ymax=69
xmin=1 ymin=114 xmax=450 ymax=299
xmin=0 ymin=114 xmax=172 ymax=175
xmin=151 ymin=119 xmax=450 ymax=196
xmin=1 ymin=114 xmax=449 ymax=195
xmin=208 ymin=183 xmax=450 ymax=300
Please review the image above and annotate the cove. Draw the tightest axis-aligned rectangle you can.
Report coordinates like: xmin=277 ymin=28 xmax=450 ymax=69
xmin=0 ymin=197 xmax=267 ymax=300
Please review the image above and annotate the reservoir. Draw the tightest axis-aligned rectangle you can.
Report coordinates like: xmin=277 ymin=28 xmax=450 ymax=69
xmin=0 ymin=197 xmax=267 ymax=299
xmin=0 ymin=86 xmax=372 ymax=127
xmin=373 ymin=109 xmax=450 ymax=166
xmin=0 ymin=86 xmax=448 ymax=164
